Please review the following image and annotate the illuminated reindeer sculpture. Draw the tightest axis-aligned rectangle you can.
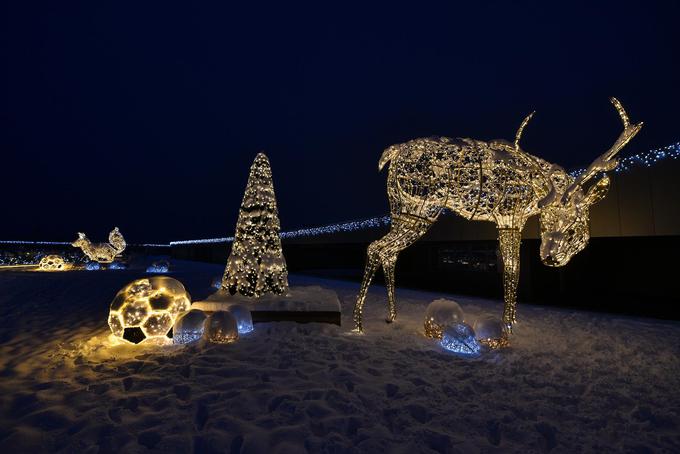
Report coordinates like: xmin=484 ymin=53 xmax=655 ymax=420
xmin=72 ymin=227 xmax=126 ymax=263
xmin=353 ymin=98 xmax=642 ymax=346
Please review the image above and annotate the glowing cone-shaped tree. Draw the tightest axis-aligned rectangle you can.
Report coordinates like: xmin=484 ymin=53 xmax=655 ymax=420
xmin=222 ymin=152 xmax=289 ymax=297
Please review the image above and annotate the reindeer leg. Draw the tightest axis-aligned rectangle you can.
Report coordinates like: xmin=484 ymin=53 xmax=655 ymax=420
xmin=382 ymin=256 xmax=397 ymax=323
xmin=353 ymin=241 xmax=383 ymax=332
xmin=379 ymin=216 xmax=434 ymax=325
xmin=498 ymin=228 xmax=522 ymax=338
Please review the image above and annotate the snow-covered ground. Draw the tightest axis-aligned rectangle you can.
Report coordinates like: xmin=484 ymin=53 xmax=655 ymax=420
xmin=0 ymin=258 xmax=679 ymax=453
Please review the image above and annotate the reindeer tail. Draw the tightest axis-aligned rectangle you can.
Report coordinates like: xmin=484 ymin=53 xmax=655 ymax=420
xmin=109 ymin=227 xmax=127 ymax=254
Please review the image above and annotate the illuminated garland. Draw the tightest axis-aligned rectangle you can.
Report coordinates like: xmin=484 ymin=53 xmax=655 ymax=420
xmin=570 ymin=141 xmax=679 ymax=177
xmin=169 ymin=216 xmax=391 ymax=246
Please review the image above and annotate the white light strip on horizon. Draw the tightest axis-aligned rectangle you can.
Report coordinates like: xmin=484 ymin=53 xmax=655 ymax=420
xmin=0 ymin=240 xmax=170 ymax=247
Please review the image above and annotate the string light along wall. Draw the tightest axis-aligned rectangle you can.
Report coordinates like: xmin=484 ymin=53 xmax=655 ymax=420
xmin=352 ymin=98 xmax=643 ymax=348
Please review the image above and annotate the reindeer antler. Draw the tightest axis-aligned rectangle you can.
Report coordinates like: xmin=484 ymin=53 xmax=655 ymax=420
xmin=512 ymin=111 xmax=558 ymax=207
xmin=562 ymin=97 xmax=643 ymax=204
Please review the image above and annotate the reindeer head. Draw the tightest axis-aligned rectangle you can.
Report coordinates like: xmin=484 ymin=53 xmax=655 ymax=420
xmin=538 ymin=175 xmax=611 ymax=266
xmin=71 ymin=232 xmax=89 ymax=248
xmin=515 ymin=98 xmax=643 ymax=267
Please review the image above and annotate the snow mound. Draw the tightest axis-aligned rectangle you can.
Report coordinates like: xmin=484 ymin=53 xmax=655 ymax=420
xmin=0 ymin=259 xmax=678 ymax=453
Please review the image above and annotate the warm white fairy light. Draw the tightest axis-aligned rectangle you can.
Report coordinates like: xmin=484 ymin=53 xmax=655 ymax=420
xmin=221 ymin=152 xmax=289 ymax=297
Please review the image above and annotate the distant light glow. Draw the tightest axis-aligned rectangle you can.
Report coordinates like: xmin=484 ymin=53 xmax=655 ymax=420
xmin=146 ymin=264 xmax=169 ymax=273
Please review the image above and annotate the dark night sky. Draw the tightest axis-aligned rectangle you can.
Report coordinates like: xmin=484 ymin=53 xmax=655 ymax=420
xmin=3 ymin=1 xmax=679 ymax=243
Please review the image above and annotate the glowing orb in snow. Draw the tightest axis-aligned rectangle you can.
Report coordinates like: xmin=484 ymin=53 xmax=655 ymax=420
xmin=424 ymin=298 xmax=464 ymax=339
xmin=210 ymin=276 xmax=222 ymax=289
xmin=108 ymin=277 xmax=191 ymax=344
xmin=38 ymin=255 xmax=66 ymax=271
xmin=228 ymin=305 xmax=253 ymax=334
xmin=146 ymin=259 xmax=170 ymax=273
xmin=440 ymin=323 xmax=481 ymax=356
xmin=204 ymin=311 xmax=239 ymax=344
xmin=473 ymin=315 xmax=507 ymax=348
xmin=173 ymin=309 xmax=207 ymax=344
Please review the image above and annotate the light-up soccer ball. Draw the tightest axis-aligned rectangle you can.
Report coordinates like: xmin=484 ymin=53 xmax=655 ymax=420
xmin=173 ymin=309 xmax=207 ymax=344
xmin=38 ymin=255 xmax=66 ymax=271
xmin=473 ymin=315 xmax=507 ymax=349
xmin=108 ymin=277 xmax=191 ymax=344
xmin=204 ymin=311 xmax=239 ymax=344
xmin=424 ymin=298 xmax=464 ymax=339
xmin=440 ymin=323 xmax=481 ymax=356
xmin=228 ymin=305 xmax=254 ymax=334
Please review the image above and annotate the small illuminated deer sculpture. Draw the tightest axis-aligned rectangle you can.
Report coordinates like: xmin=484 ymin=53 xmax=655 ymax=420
xmin=72 ymin=227 xmax=126 ymax=263
xmin=353 ymin=98 xmax=642 ymax=346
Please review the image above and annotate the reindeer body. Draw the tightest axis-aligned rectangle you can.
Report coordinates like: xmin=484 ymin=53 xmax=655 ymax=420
xmin=353 ymin=99 xmax=642 ymax=346
xmin=72 ymin=227 xmax=126 ymax=263
xmin=383 ymin=137 xmax=566 ymax=225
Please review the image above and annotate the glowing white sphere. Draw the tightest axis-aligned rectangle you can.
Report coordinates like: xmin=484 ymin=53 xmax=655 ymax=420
xmin=473 ymin=315 xmax=504 ymax=341
xmin=108 ymin=276 xmax=192 ymax=344
xmin=228 ymin=305 xmax=253 ymax=334
xmin=424 ymin=298 xmax=464 ymax=338
xmin=204 ymin=311 xmax=239 ymax=344
xmin=173 ymin=309 xmax=207 ymax=344
xmin=38 ymin=255 xmax=66 ymax=271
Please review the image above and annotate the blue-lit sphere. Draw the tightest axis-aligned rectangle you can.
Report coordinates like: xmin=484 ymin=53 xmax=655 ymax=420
xmin=146 ymin=260 xmax=170 ymax=273
xmin=473 ymin=315 xmax=504 ymax=341
xmin=440 ymin=323 xmax=481 ymax=356
xmin=228 ymin=305 xmax=253 ymax=334
xmin=109 ymin=261 xmax=127 ymax=270
xmin=85 ymin=262 xmax=101 ymax=271
xmin=173 ymin=309 xmax=207 ymax=344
